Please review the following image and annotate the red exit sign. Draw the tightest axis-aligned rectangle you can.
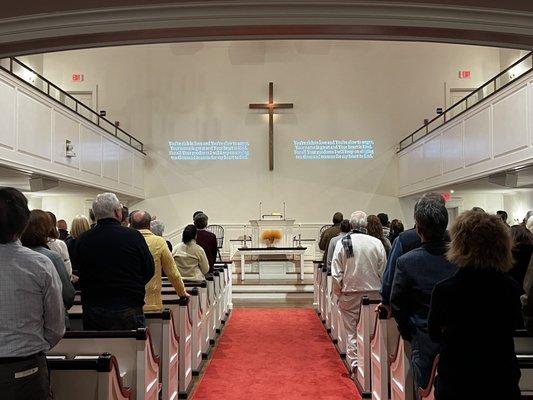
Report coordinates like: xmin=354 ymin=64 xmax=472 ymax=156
xmin=71 ymin=73 xmax=84 ymax=82
xmin=458 ymin=70 xmax=471 ymax=79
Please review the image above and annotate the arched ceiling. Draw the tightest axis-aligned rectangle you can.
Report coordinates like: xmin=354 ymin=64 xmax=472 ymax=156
xmin=0 ymin=1 xmax=532 ymax=56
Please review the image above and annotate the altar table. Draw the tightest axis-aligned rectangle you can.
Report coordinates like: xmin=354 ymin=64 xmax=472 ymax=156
xmin=237 ymin=247 xmax=307 ymax=281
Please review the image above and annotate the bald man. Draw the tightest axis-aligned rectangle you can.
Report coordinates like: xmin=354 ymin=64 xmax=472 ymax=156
xmin=130 ymin=210 xmax=188 ymax=311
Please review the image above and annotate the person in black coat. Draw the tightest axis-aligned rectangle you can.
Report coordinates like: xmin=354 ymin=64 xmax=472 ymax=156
xmin=390 ymin=196 xmax=457 ymax=393
xmin=194 ymin=212 xmax=219 ymax=273
xmin=510 ymin=224 xmax=533 ymax=292
xmin=75 ymin=193 xmax=154 ymax=330
xmin=428 ymin=210 xmax=523 ymax=400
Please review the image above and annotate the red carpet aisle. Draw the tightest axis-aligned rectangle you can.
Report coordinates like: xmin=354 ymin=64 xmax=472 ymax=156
xmin=192 ymin=308 xmax=359 ymax=400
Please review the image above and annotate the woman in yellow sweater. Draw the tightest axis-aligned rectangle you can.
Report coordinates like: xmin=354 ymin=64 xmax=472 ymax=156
xmin=173 ymin=225 xmax=210 ymax=281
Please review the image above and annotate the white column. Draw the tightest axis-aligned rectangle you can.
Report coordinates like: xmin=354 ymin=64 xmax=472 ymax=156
xmin=300 ymin=253 xmax=305 ymax=280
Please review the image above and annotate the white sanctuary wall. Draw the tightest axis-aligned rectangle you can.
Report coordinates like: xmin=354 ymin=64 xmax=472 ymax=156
xmin=41 ymin=41 xmax=502 ymax=233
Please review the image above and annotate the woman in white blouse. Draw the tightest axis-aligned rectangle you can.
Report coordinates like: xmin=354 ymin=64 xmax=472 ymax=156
xmin=47 ymin=211 xmax=73 ymax=278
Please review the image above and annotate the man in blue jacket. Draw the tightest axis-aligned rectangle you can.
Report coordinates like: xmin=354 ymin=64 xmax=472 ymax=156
xmin=390 ymin=194 xmax=457 ymax=395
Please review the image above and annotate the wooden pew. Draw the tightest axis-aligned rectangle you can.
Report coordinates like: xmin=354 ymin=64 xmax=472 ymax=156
xmin=315 ymin=264 xmax=323 ymax=316
xmin=417 ymin=355 xmax=438 ymax=400
xmin=330 ymin=286 xmax=340 ymax=344
xmin=162 ymin=283 xmax=209 ymax=373
xmin=355 ymin=295 xmax=381 ymax=398
xmin=214 ymin=262 xmax=233 ymax=315
xmin=370 ymin=310 xmax=400 ymax=400
xmin=389 ymin=336 xmax=414 ymax=400
xmin=325 ymin=269 xmax=333 ymax=332
xmin=206 ymin=274 xmax=219 ymax=345
xmin=161 ymin=296 xmax=193 ymax=397
xmin=319 ymin=267 xmax=328 ymax=323
xmin=48 ymin=353 xmax=132 ymax=400
xmin=515 ymin=329 xmax=533 ymax=397
xmin=183 ymin=280 xmax=212 ymax=362
xmin=333 ymin=291 xmax=347 ymax=356
xmin=145 ymin=310 xmax=179 ymax=400
xmin=313 ymin=261 xmax=322 ymax=310
xmin=48 ymin=328 xmax=160 ymax=400
xmin=212 ymin=270 xmax=224 ymax=332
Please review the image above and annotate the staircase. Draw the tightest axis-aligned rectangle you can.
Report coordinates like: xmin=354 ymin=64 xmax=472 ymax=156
xmin=232 ymin=276 xmax=314 ymax=307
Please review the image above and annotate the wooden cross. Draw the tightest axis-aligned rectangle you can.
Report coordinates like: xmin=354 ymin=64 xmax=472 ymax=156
xmin=249 ymin=82 xmax=294 ymax=171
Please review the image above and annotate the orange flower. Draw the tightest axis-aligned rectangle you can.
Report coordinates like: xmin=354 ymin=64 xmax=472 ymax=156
xmin=261 ymin=229 xmax=282 ymax=242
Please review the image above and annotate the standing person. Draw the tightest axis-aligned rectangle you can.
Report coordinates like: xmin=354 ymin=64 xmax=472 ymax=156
xmin=130 ymin=210 xmax=189 ymax=311
xmin=367 ymin=215 xmax=392 ymax=256
xmin=326 ymin=219 xmax=351 ymax=270
xmin=75 ymin=193 xmax=155 ymax=330
xmin=377 ymin=213 xmax=390 ymax=238
xmin=0 ymin=188 xmax=65 ymax=400
xmin=173 ymin=224 xmax=210 ymax=281
xmin=319 ymin=212 xmax=343 ymax=264
xmin=193 ymin=212 xmax=218 ymax=273
xmin=390 ymin=196 xmax=457 ymax=394
xmin=57 ymin=219 xmax=69 ymax=241
xmin=524 ymin=257 xmax=533 ymax=334
xmin=89 ymin=209 xmax=97 ymax=228
xmin=388 ymin=219 xmax=404 ymax=244
xmin=331 ymin=211 xmax=386 ymax=374
xmin=21 ymin=210 xmax=76 ymax=327
xmin=65 ymin=215 xmax=91 ymax=281
xmin=497 ymin=210 xmax=510 ymax=227
xmin=121 ymin=206 xmax=129 ymax=227
xmin=509 ymin=224 xmax=533 ymax=291
xmin=151 ymin=219 xmax=173 ymax=252
xmin=46 ymin=211 xmax=72 ymax=278
xmin=379 ymin=193 xmax=446 ymax=316
xmin=428 ymin=211 xmax=523 ymax=400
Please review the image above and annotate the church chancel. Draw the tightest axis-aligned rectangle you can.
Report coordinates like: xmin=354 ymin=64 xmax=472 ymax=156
xmin=236 ymin=208 xmax=307 ymax=281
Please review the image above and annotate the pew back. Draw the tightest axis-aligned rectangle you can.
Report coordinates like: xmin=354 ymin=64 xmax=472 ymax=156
xmin=49 ymin=329 xmax=159 ymax=400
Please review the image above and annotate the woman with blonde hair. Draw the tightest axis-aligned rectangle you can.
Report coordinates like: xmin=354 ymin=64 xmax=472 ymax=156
xmin=428 ymin=210 xmax=522 ymax=399
xmin=66 ymin=215 xmax=91 ymax=280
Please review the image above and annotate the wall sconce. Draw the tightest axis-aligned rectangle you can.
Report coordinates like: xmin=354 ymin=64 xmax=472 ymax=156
xmin=65 ymin=139 xmax=76 ymax=158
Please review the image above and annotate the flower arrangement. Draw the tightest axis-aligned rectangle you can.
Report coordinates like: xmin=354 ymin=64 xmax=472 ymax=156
xmin=261 ymin=229 xmax=282 ymax=247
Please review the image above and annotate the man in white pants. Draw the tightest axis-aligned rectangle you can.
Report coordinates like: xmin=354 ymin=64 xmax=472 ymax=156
xmin=331 ymin=211 xmax=386 ymax=374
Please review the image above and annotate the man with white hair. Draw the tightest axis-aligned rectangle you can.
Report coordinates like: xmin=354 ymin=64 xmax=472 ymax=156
xmin=331 ymin=210 xmax=386 ymax=374
xmin=75 ymin=193 xmax=155 ymax=330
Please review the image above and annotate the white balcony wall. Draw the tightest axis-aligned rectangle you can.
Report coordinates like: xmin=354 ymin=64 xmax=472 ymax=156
xmin=398 ymin=69 xmax=533 ymax=197
xmin=0 ymin=68 xmax=145 ymax=199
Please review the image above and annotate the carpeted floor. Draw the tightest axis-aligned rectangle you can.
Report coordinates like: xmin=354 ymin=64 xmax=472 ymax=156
xmin=192 ymin=308 xmax=359 ymax=400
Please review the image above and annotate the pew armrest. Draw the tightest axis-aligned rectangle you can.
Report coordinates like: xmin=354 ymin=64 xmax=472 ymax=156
xmin=418 ymin=354 xmax=440 ymax=398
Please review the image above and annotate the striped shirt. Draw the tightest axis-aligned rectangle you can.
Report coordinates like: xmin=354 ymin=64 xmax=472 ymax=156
xmin=0 ymin=241 xmax=65 ymax=357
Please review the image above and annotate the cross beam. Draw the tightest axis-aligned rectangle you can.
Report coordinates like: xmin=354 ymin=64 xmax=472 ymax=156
xmin=249 ymin=82 xmax=293 ymax=171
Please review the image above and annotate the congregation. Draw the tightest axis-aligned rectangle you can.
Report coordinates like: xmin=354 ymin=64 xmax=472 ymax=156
xmin=0 ymin=189 xmax=219 ymax=399
xmin=1 ymin=185 xmax=533 ymax=399
xmin=318 ymin=196 xmax=533 ymax=399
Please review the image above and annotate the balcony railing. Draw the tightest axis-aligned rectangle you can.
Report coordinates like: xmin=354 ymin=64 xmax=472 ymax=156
xmin=0 ymin=57 xmax=144 ymax=154
xmin=399 ymin=52 xmax=533 ymax=152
